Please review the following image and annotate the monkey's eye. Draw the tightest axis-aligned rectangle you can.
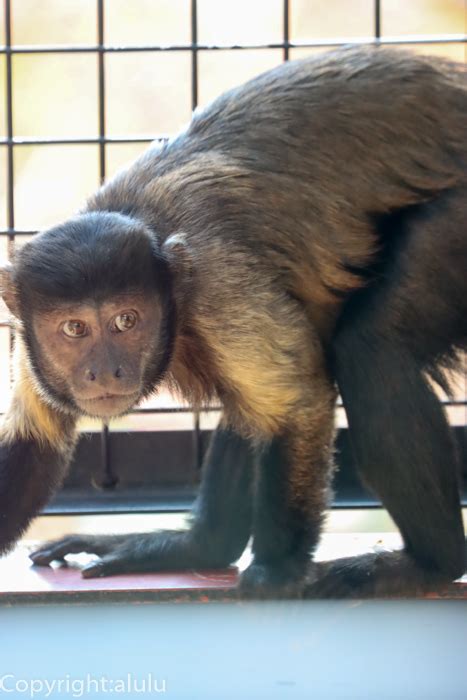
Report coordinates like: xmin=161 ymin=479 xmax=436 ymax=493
xmin=113 ymin=311 xmax=138 ymax=333
xmin=62 ymin=320 xmax=88 ymax=338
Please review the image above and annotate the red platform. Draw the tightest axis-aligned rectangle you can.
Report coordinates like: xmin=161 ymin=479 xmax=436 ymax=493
xmin=0 ymin=537 xmax=465 ymax=605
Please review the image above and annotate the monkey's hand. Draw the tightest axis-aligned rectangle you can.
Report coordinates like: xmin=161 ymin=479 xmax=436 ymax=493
xmin=30 ymin=530 xmax=236 ymax=578
xmin=31 ymin=535 xmax=313 ymax=597
xmin=31 ymin=426 xmax=255 ymax=578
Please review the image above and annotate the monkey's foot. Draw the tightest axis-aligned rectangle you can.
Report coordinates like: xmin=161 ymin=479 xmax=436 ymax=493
xmin=238 ymin=561 xmax=309 ymax=599
xmin=305 ymin=551 xmax=457 ymax=599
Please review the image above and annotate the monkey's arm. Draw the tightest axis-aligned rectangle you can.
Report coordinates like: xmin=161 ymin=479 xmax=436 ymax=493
xmin=30 ymin=425 xmax=254 ymax=576
xmin=0 ymin=349 xmax=77 ymax=554
xmin=238 ymin=387 xmax=336 ymax=598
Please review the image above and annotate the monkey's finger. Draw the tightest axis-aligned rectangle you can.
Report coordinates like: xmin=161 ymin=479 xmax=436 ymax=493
xmin=30 ymin=535 xmax=101 ymax=565
xmin=29 ymin=549 xmax=67 ymax=566
xmin=81 ymin=555 xmax=131 ymax=579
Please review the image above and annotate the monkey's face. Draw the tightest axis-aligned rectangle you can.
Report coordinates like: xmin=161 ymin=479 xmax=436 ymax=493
xmin=29 ymin=293 xmax=165 ymax=419
xmin=0 ymin=211 xmax=177 ymax=420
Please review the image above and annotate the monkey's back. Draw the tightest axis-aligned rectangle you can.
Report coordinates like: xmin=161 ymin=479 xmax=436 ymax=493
xmin=187 ymin=45 xmax=467 ymax=205
xmin=98 ymin=45 xmax=467 ymax=230
xmin=91 ymin=46 xmax=467 ymax=330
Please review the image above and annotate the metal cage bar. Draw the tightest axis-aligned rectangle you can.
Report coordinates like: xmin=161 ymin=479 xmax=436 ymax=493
xmin=0 ymin=33 xmax=465 ymax=55
xmin=283 ymin=0 xmax=290 ymax=62
xmin=374 ymin=0 xmax=381 ymax=41
xmin=96 ymin=0 xmax=112 ymax=486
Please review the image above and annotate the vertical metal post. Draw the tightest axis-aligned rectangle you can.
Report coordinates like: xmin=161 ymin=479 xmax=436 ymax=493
xmin=374 ymin=0 xmax=381 ymax=41
xmin=191 ymin=0 xmax=199 ymax=112
xmin=193 ymin=412 xmax=203 ymax=473
xmin=465 ymin=0 xmax=467 ymax=64
xmin=464 ymin=354 xmax=467 ymax=436
xmin=99 ymin=423 xmax=118 ymax=488
xmin=283 ymin=0 xmax=290 ymax=62
xmin=97 ymin=0 xmax=106 ymax=183
xmin=190 ymin=0 xmax=203 ymax=471
xmin=5 ymin=0 xmax=15 ymax=364
xmin=96 ymin=0 xmax=116 ymax=488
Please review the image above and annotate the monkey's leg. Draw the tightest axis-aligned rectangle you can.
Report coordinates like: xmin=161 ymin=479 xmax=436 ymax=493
xmin=306 ymin=356 xmax=465 ymax=598
xmin=307 ymin=193 xmax=467 ymax=598
xmin=0 ymin=350 xmax=77 ymax=554
xmin=31 ymin=426 xmax=254 ymax=577
xmin=239 ymin=382 xmax=336 ymax=598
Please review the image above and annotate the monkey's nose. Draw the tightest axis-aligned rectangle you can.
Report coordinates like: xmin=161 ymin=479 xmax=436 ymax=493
xmin=85 ymin=367 xmax=123 ymax=381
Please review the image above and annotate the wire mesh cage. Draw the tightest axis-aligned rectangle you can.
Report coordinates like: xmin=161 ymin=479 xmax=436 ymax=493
xmin=0 ymin=0 xmax=466 ymax=512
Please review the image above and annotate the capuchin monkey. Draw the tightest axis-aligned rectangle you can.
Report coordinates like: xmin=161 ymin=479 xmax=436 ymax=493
xmin=0 ymin=45 xmax=466 ymax=598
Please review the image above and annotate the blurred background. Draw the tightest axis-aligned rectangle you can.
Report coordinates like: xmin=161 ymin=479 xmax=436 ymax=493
xmin=0 ymin=0 xmax=465 ymax=440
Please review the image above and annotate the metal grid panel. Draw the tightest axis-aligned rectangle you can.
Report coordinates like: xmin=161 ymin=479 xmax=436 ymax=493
xmin=0 ymin=0 xmax=466 ymax=492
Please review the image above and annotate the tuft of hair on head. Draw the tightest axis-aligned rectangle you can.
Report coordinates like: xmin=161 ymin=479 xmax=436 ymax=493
xmin=11 ymin=211 xmax=173 ymax=313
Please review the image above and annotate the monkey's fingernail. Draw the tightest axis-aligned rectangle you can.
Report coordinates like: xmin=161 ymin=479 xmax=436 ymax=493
xmin=30 ymin=552 xmax=50 ymax=564
xmin=82 ymin=562 xmax=106 ymax=578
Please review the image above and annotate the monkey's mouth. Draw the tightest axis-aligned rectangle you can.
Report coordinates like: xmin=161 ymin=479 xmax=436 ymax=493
xmin=92 ymin=393 xmax=131 ymax=401
xmin=76 ymin=391 xmax=140 ymax=418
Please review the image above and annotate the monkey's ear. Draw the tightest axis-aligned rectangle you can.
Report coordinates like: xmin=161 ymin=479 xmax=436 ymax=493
xmin=163 ymin=233 xmax=193 ymax=280
xmin=0 ymin=264 xmax=20 ymax=318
